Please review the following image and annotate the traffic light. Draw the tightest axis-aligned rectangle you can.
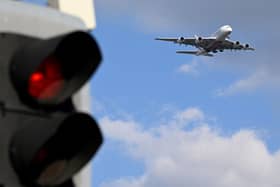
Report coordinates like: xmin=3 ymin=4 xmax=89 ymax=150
xmin=10 ymin=31 xmax=101 ymax=107
xmin=0 ymin=31 xmax=103 ymax=187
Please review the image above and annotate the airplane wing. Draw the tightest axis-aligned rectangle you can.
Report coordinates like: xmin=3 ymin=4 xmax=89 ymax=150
xmin=217 ymin=39 xmax=255 ymax=51
xmin=155 ymin=37 xmax=196 ymax=45
xmin=155 ymin=37 xmax=216 ymax=47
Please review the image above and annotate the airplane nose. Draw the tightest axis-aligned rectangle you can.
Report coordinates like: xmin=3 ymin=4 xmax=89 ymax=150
xmin=227 ymin=26 xmax=232 ymax=33
xmin=221 ymin=25 xmax=232 ymax=34
xmin=224 ymin=25 xmax=232 ymax=33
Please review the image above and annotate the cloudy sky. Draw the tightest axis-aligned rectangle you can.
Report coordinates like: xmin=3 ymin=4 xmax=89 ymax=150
xmin=24 ymin=0 xmax=280 ymax=186
xmin=92 ymin=0 xmax=280 ymax=186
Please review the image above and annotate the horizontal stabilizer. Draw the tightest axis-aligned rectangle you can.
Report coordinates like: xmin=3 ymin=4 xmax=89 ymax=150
xmin=247 ymin=47 xmax=255 ymax=51
xmin=176 ymin=51 xmax=214 ymax=57
xmin=176 ymin=50 xmax=198 ymax=55
xmin=155 ymin=38 xmax=177 ymax=42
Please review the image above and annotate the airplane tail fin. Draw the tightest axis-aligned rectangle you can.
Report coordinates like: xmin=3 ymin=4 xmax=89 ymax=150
xmin=176 ymin=50 xmax=214 ymax=57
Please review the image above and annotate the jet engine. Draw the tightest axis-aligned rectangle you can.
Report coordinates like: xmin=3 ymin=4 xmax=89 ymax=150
xmin=177 ymin=37 xmax=185 ymax=44
xmin=195 ymin=36 xmax=203 ymax=44
xmin=233 ymin=41 xmax=241 ymax=48
xmin=245 ymin=44 xmax=249 ymax=48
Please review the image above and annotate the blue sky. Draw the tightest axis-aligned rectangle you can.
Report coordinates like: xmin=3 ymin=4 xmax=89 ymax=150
xmin=22 ymin=0 xmax=280 ymax=186
xmin=92 ymin=1 xmax=280 ymax=186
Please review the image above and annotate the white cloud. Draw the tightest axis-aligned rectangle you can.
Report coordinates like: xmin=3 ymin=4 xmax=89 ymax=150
xmin=216 ymin=68 xmax=280 ymax=96
xmin=173 ymin=107 xmax=204 ymax=127
xmin=99 ymin=107 xmax=280 ymax=187
xmin=177 ymin=60 xmax=198 ymax=75
xmin=216 ymin=70 xmax=267 ymax=96
xmin=178 ymin=63 xmax=195 ymax=73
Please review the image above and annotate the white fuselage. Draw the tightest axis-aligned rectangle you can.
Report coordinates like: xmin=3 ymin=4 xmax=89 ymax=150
xmin=213 ymin=25 xmax=232 ymax=41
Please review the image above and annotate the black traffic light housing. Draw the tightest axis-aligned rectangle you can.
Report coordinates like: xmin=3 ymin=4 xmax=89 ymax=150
xmin=0 ymin=31 xmax=103 ymax=187
xmin=10 ymin=113 xmax=102 ymax=186
xmin=10 ymin=31 xmax=101 ymax=108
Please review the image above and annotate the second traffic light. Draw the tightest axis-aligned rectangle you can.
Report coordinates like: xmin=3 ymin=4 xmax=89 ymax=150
xmin=10 ymin=112 xmax=102 ymax=186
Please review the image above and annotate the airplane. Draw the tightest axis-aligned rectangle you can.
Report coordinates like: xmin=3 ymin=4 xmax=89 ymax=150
xmin=155 ymin=25 xmax=254 ymax=57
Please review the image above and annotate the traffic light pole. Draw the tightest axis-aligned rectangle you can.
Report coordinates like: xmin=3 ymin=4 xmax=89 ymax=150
xmin=0 ymin=0 xmax=87 ymax=39
xmin=73 ymin=85 xmax=92 ymax=187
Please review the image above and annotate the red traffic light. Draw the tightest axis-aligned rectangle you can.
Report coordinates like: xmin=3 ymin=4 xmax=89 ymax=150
xmin=28 ymin=56 xmax=64 ymax=101
xmin=10 ymin=31 xmax=102 ymax=107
